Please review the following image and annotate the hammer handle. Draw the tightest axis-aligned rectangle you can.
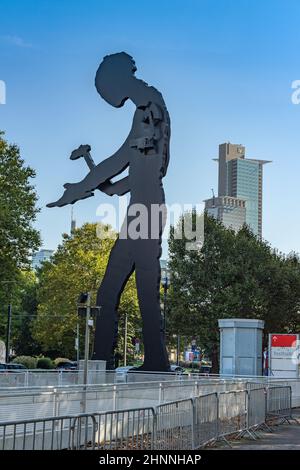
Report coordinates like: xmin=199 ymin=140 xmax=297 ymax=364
xmin=84 ymin=152 xmax=95 ymax=170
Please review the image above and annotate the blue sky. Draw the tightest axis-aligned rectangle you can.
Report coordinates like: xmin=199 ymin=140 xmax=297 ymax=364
xmin=1 ymin=0 xmax=300 ymax=256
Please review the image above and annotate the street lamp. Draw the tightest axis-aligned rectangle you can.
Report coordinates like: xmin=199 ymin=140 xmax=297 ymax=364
xmin=0 ymin=280 xmax=15 ymax=363
xmin=161 ymin=269 xmax=170 ymax=338
xmin=77 ymin=292 xmax=101 ymax=413
xmin=77 ymin=294 xmax=101 ymax=380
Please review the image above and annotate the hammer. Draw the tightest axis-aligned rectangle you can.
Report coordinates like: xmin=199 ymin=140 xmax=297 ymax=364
xmin=70 ymin=144 xmax=95 ymax=170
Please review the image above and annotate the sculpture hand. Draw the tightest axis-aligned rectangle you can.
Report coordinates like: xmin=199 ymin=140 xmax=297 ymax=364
xmin=47 ymin=182 xmax=94 ymax=208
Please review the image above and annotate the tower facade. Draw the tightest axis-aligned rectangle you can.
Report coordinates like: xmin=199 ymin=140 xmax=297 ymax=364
xmin=206 ymin=142 xmax=270 ymax=237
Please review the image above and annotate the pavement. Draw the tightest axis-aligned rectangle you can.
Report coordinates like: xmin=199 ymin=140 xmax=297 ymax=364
xmin=222 ymin=410 xmax=300 ymax=450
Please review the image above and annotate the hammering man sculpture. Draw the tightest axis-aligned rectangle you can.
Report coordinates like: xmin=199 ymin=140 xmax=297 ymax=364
xmin=48 ymin=52 xmax=170 ymax=371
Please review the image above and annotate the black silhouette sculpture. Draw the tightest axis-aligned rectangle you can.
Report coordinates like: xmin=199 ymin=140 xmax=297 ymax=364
xmin=48 ymin=52 xmax=170 ymax=371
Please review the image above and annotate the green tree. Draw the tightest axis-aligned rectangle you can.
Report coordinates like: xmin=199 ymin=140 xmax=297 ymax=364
xmin=168 ymin=212 xmax=300 ymax=372
xmin=32 ymin=223 xmax=141 ymax=359
xmin=0 ymin=131 xmax=40 ymax=341
xmin=11 ymin=270 xmax=41 ymax=356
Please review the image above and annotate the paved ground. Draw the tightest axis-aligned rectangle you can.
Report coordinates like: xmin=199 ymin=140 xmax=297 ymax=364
xmin=222 ymin=410 xmax=300 ymax=450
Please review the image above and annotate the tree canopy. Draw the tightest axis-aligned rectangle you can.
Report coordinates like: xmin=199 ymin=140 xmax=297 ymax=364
xmin=168 ymin=212 xmax=300 ymax=371
xmin=0 ymin=131 xmax=40 ymax=340
xmin=33 ymin=223 xmax=141 ymax=359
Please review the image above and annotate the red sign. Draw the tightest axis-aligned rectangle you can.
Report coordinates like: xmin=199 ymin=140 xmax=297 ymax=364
xmin=271 ymin=334 xmax=297 ymax=348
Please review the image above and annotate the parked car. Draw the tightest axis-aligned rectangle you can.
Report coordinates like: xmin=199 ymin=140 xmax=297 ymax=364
xmin=56 ymin=361 xmax=77 ymax=371
xmin=115 ymin=364 xmax=184 ymax=374
xmin=170 ymin=364 xmax=185 ymax=373
xmin=115 ymin=366 xmax=135 ymax=373
xmin=199 ymin=365 xmax=212 ymax=374
xmin=0 ymin=363 xmax=27 ymax=371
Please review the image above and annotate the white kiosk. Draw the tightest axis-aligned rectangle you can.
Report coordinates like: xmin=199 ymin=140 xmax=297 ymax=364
xmin=218 ymin=318 xmax=264 ymax=376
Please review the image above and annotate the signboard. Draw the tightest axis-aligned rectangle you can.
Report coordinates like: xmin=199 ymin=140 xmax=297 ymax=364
xmin=185 ymin=351 xmax=194 ymax=362
xmin=271 ymin=334 xmax=297 ymax=347
xmin=269 ymin=333 xmax=300 ymax=378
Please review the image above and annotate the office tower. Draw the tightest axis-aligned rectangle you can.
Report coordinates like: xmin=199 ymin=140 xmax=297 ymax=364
xmin=205 ymin=143 xmax=270 ymax=237
xmin=32 ymin=249 xmax=54 ymax=269
xmin=204 ymin=195 xmax=246 ymax=233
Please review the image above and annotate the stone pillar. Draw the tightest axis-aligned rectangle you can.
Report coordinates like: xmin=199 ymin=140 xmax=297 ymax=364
xmin=78 ymin=360 xmax=106 ymax=371
xmin=78 ymin=360 xmax=106 ymax=384
xmin=218 ymin=318 xmax=264 ymax=376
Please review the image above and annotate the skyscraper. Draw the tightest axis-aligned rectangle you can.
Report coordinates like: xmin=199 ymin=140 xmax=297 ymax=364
xmin=205 ymin=143 xmax=270 ymax=237
xmin=204 ymin=195 xmax=246 ymax=233
xmin=32 ymin=249 xmax=54 ymax=269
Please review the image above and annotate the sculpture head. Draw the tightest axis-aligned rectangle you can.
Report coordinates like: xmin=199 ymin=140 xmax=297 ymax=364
xmin=95 ymin=52 xmax=137 ymax=108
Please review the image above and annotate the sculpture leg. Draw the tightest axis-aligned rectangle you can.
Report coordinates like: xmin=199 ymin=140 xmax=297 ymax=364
xmin=93 ymin=239 xmax=134 ymax=369
xmin=134 ymin=241 xmax=170 ymax=372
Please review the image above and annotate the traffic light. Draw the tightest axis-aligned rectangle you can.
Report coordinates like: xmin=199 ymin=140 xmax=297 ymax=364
xmin=78 ymin=292 xmax=89 ymax=304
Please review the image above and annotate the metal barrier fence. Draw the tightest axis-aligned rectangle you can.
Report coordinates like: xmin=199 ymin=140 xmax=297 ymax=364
xmin=0 ymin=415 xmax=77 ymax=450
xmin=266 ymin=385 xmax=293 ymax=422
xmin=247 ymin=386 xmax=266 ymax=430
xmin=193 ymin=392 xmax=218 ymax=448
xmin=1 ymin=369 xmax=300 ymax=389
xmin=0 ymin=379 xmax=252 ymax=423
xmin=0 ymin=384 xmax=293 ymax=450
xmin=0 ymin=370 xmax=202 ymax=388
xmin=218 ymin=390 xmax=247 ymax=439
xmin=0 ymin=408 xmax=155 ymax=450
xmin=155 ymin=399 xmax=193 ymax=450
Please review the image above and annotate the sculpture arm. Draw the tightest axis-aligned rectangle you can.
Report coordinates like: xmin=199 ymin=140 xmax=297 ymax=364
xmin=47 ymin=139 xmax=130 ymax=207
xmin=98 ymin=176 xmax=130 ymax=196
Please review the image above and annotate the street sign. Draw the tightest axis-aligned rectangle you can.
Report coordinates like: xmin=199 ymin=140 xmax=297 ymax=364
xmin=271 ymin=334 xmax=297 ymax=348
xmin=269 ymin=333 xmax=300 ymax=378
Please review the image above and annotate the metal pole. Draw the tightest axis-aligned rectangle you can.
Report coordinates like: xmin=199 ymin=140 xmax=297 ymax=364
xmin=5 ymin=304 xmax=12 ymax=363
xmin=163 ymin=285 xmax=167 ymax=337
xmin=76 ymin=322 xmax=80 ymax=363
xmin=176 ymin=334 xmax=180 ymax=365
xmin=124 ymin=312 xmax=128 ymax=367
xmin=83 ymin=293 xmax=91 ymax=386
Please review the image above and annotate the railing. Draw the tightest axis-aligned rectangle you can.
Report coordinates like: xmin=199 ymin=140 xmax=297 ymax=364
xmin=217 ymin=390 xmax=248 ymax=439
xmin=2 ymin=369 xmax=300 ymax=388
xmin=0 ymin=408 xmax=155 ymax=450
xmin=0 ymin=385 xmax=294 ymax=450
xmin=247 ymin=386 xmax=266 ymax=430
xmin=155 ymin=398 xmax=194 ymax=450
xmin=193 ymin=392 xmax=218 ymax=448
xmin=0 ymin=379 xmax=252 ymax=423
xmin=266 ymin=385 xmax=295 ymax=423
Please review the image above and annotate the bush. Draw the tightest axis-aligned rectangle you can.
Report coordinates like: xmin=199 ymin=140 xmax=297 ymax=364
xmin=36 ymin=357 xmax=54 ymax=369
xmin=54 ymin=357 xmax=71 ymax=367
xmin=13 ymin=355 xmax=37 ymax=369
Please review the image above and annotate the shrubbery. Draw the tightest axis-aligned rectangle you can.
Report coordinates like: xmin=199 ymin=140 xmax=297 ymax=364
xmin=36 ymin=357 xmax=54 ymax=369
xmin=11 ymin=356 xmax=72 ymax=369
xmin=12 ymin=355 xmax=37 ymax=369
xmin=54 ymin=357 xmax=71 ymax=367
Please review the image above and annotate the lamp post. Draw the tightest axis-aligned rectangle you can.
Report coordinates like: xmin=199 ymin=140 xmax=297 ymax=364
xmin=78 ymin=292 xmax=96 ymax=414
xmin=0 ymin=280 xmax=15 ymax=363
xmin=161 ymin=270 xmax=170 ymax=338
xmin=5 ymin=304 xmax=12 ymax=363
xmin=75 ymin=322 xmax=80 ymax=363
xmin=176 ymin=334 xmax=180 ymax=366
xmin=124 ymin=312 xmax=128 ymax=367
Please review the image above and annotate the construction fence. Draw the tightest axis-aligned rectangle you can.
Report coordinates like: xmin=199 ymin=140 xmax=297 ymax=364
xmin=0 ymin=385 xmax=294 ymax=450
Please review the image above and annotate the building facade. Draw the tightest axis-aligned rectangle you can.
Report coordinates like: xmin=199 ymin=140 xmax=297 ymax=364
xmin=205 ymin=195 xmax=246 ymax=233
xmin=205 ymin=142 xmax=270 ymax=237
xmin=32 ymin=249 xmax=54 ymax=269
